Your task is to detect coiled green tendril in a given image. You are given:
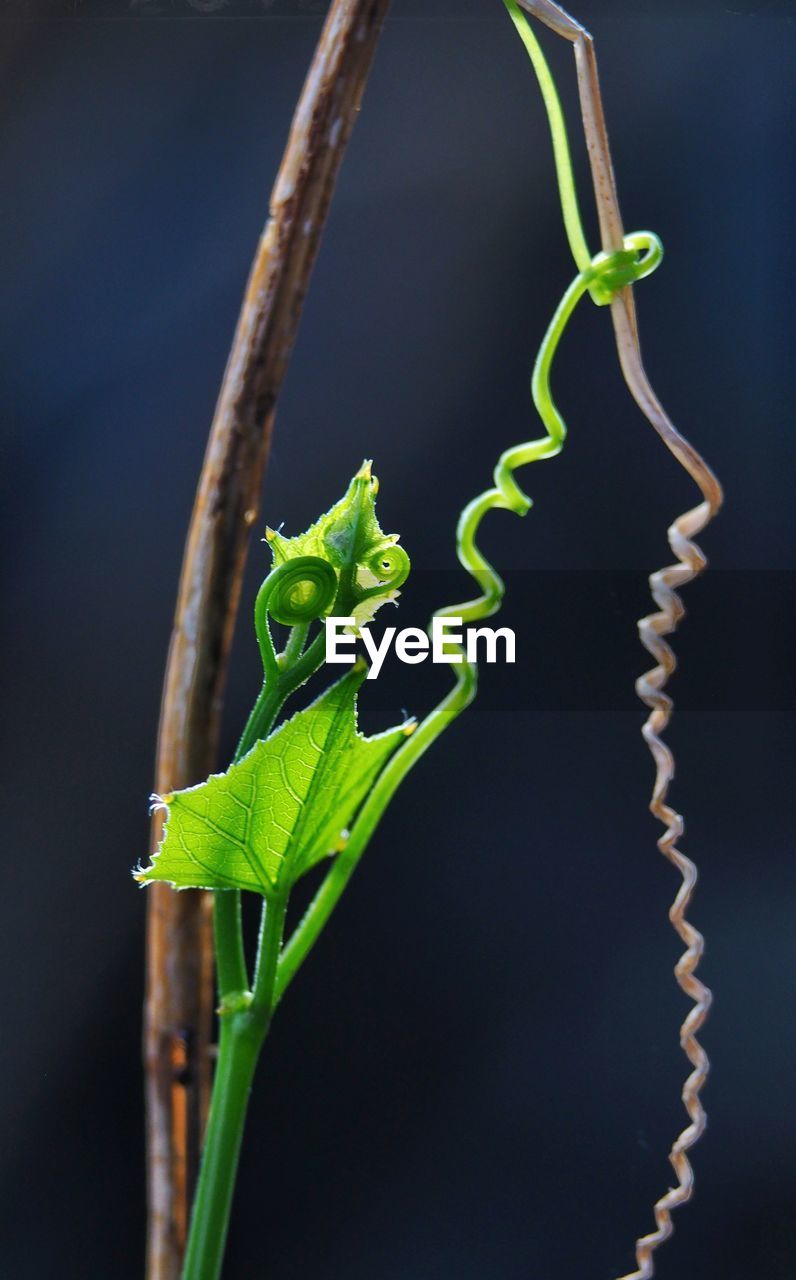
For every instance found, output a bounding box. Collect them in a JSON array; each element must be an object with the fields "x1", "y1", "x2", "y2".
[
  {"x1": 356, "y1": 542, "x2": 411, "y2": 603},
  {"x1": 435, "y1": 1, "x2": 663, "y2": 651},
  {"x1": 256, "y1": 556, "x2": 337, "y2": 637},
  {"x1": 436, "y1": 230, "x2": 662, "y2": 635},
  {"x1": 252, "y1": 540, "x2": 410, "y2": 684}
]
